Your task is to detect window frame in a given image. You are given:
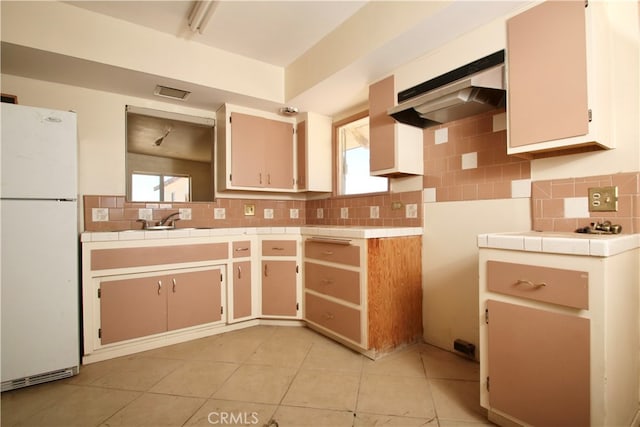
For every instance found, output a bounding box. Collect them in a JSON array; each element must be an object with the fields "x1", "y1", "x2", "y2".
[
  {"x1": 332, "y1": 111, "x2": 389, "y2": 197},
  {"x1": 130, "y1": 171, "x2": 192, "y2": 202}
]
